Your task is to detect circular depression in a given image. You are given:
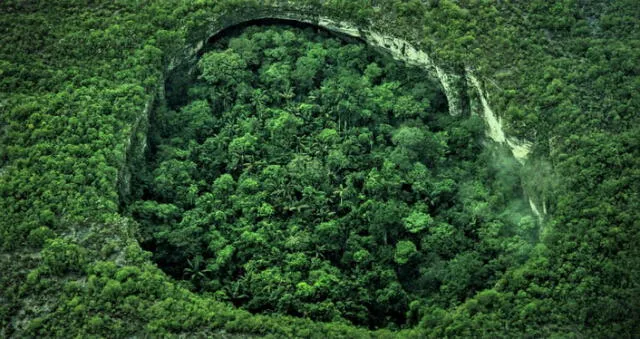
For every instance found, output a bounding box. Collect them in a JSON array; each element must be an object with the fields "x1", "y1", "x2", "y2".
[{"x1": 122, "y1": 23, "x2": 536, "y2": 329}]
